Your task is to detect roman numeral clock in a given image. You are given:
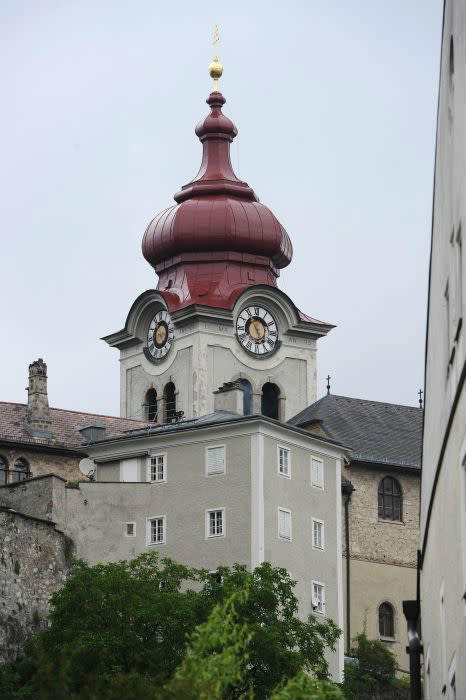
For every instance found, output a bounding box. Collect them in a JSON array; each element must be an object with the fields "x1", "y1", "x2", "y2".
[
  {"x1": 144, "y1": 310, "x2": 175, "y2": 363},
  {"x1": 235, "y1": 305, "x2": 279, "y2": 357}
]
